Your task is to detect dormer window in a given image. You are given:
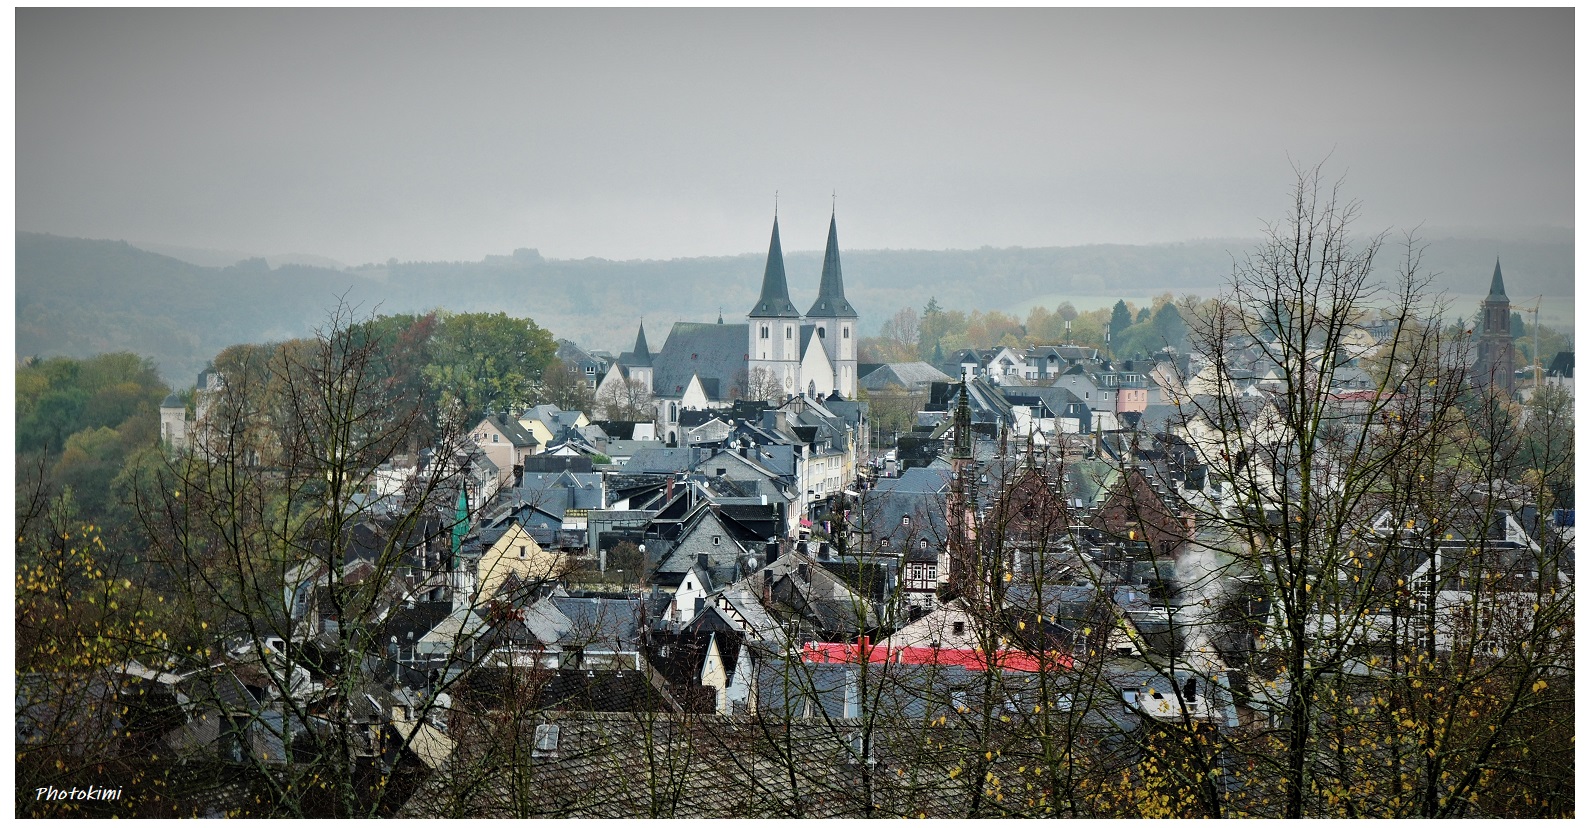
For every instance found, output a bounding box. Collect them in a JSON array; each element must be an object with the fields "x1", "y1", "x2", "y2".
[{"x1": 533, "y1": 724, "x2": 560, "y2": 758}]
